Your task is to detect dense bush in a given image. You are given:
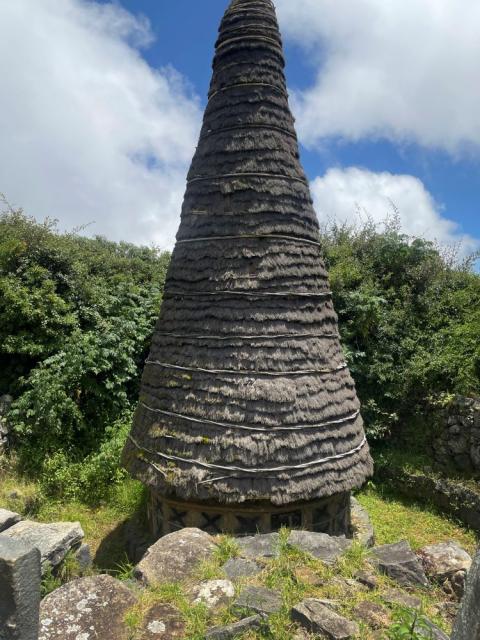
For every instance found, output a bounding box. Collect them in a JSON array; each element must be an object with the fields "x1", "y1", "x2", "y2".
[
  {"x1": 0, "y1": 202, "x2": 169, "y2": 495},
  {"x1": 1, "y1": 201, "x2": 479, "y2": 500},
  {"x1": 321, "y1": 217, "x2": 480, "y2": 439}
]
